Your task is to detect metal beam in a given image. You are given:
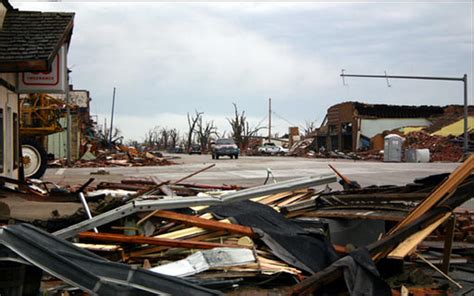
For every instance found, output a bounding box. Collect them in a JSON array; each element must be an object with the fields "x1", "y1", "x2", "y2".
[{"x1": 54, "y1": 174, "x2": 336, "y2": 239}]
